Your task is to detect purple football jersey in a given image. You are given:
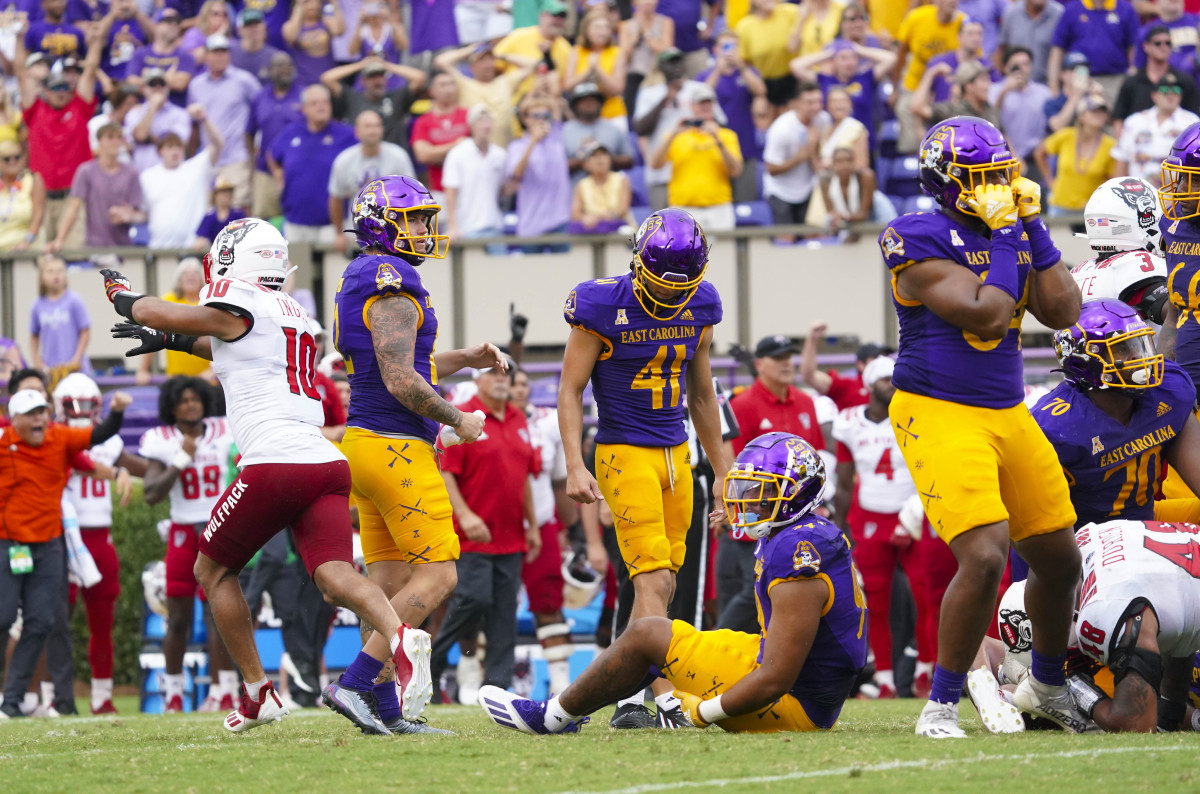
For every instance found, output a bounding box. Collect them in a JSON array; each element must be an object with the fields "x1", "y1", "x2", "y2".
[
  {"x1": 1163, "y1": 215, "x2": 1200, "y2": 393},
  {"x1": 880, "y1": 211, "x2": 1036, "y2": 408},
  {"x1": 753, "y1": 515, "x2": 867, "y2": 729},
  {"x1": 1033, "y1": 361, "x2": 1197, "y2": 529},
  {"x1": 334, "y1": 253, "x2": 439, "y2": 443},
  {"x1": 564, "y1": 274, "x2": 722, "y2": 447}
]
